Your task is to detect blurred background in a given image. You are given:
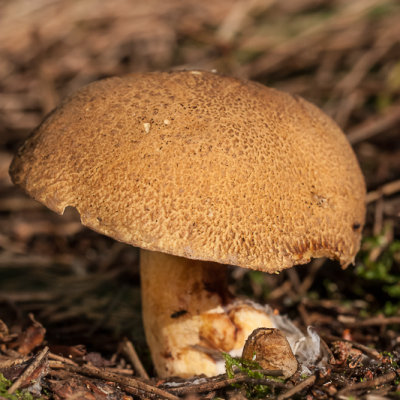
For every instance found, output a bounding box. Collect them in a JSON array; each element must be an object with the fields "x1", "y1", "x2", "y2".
[{"x1": 1, "y1": 0, "x2": 400, "y2": 378}]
